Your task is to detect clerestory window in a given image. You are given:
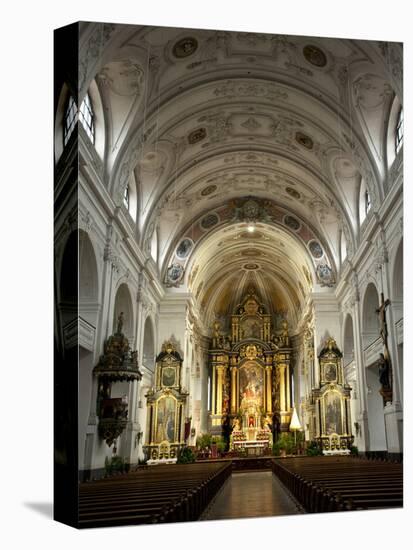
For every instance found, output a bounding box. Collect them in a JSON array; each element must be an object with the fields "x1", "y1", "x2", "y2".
[
  {"x1": 63, "y1": 95, "x2": 77, "y2": 146},
  {"x1": 123, "y1": 185, "x2": 130, "y2": 210},
  {"x1": 395, "y1": 108, "x2": 403, "y2": 155},
  {"x1": 79, "y1": 93, "x2": 95, "y2": 144}
]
